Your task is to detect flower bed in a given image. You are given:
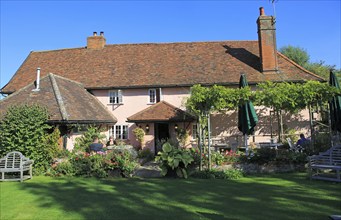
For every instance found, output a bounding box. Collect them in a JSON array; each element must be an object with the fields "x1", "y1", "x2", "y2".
[{"x1": 49, "y1": 147, "x2": 138, "y2": 178}]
